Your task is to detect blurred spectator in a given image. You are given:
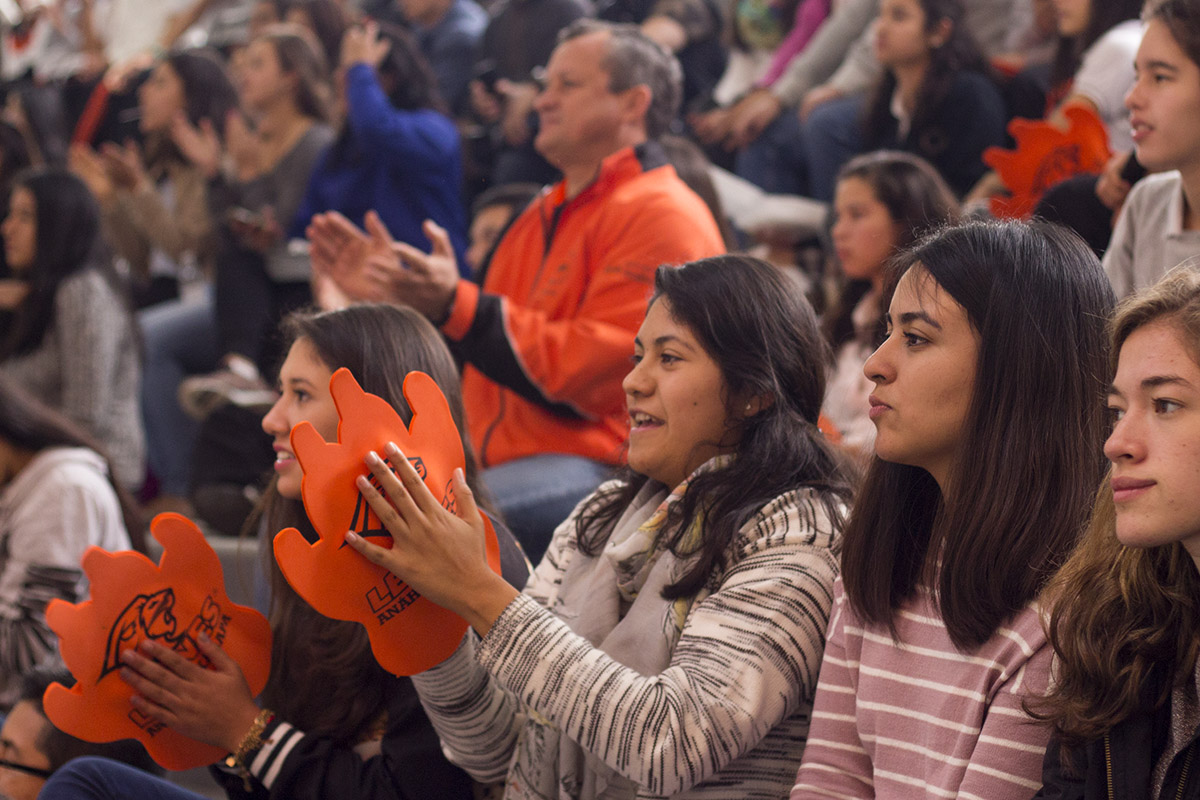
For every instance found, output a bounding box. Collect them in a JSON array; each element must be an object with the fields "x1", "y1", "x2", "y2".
[
  {"x1": 398, "y1": 0, "x2": 486, "y2": 113},
  {"x1": 0, "y1": 381, "x2": 140, "y2": 709},
  {"x1": 283, "y1": 0, "x2": 351, "y2": 69},
  {"x1": 0, "y1": 168, "x2": 143, "y2": 489},
  {"x1": 464, "y1": 181, "x2": 541, "y2": 274}
]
